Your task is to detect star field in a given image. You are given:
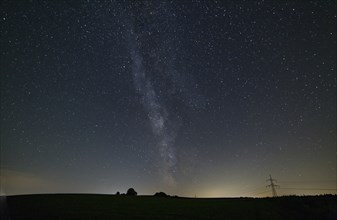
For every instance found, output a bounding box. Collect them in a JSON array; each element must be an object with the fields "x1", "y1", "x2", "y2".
[{"x1": 1, "y1": 0, "x2": 336, "y2": 197}]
